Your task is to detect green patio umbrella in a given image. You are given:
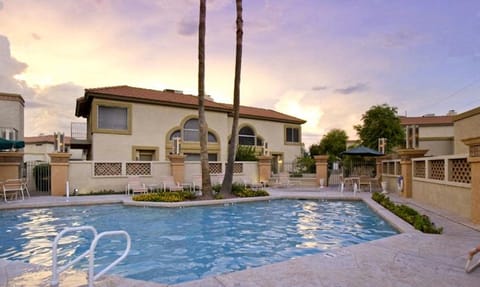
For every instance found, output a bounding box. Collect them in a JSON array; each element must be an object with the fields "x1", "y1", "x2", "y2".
[{"x1": 0, "y1": 137, "x2": 25, "y2": 150}]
